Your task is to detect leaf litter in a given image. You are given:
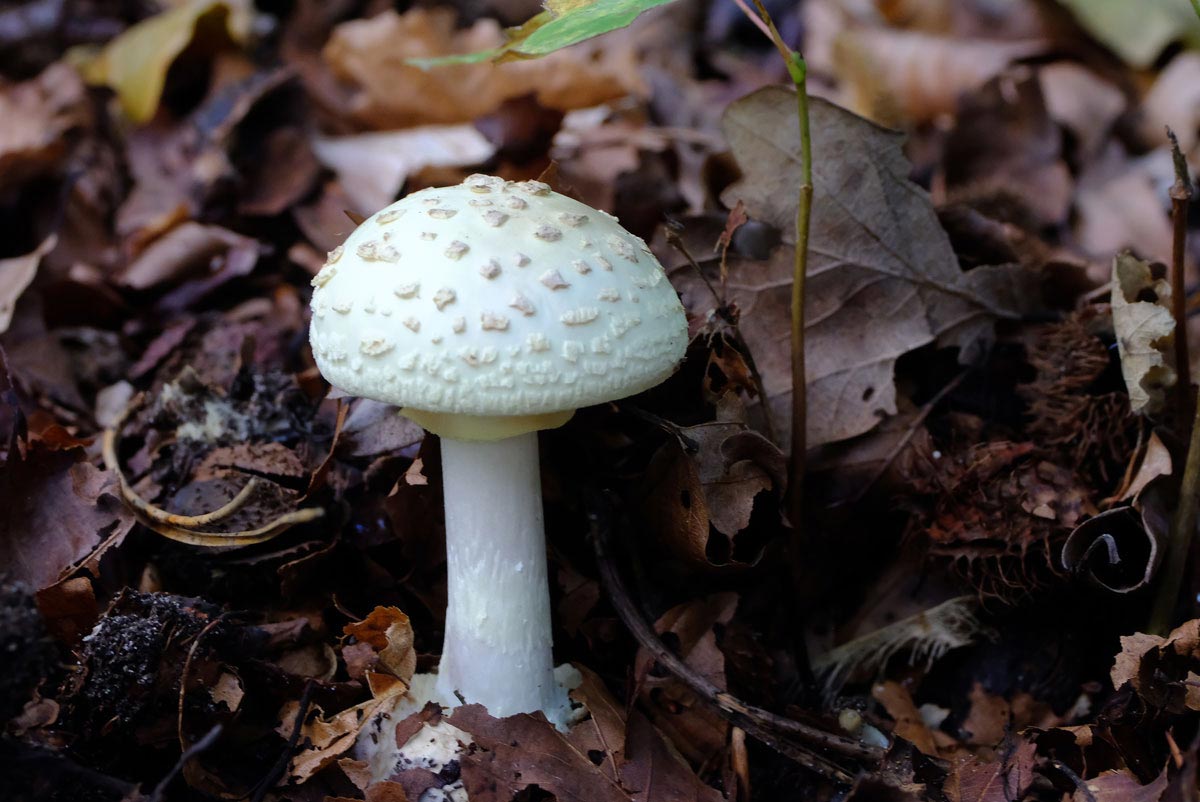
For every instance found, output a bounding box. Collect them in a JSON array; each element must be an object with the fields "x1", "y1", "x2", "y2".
[{"x1": 2, "y1": 1, "x2": 1200, "y2": 801}]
